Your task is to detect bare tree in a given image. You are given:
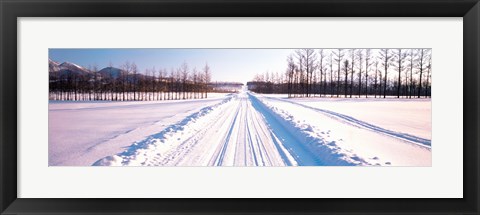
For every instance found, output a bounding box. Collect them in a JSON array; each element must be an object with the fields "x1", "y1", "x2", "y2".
[
  {"x1": 120, "y1": 61, "x2": 131, "y2": 101},
  {"x1": 416, "y1": 49, "x2": 428, "y2": 98},
  {"x1": 364, "y1": 49, "x2": 372, "y2": 98},
  {"x1": 349, "y1": 49, "x2": 355, "y2": 98},
  {"x1": 304, "y1": 49, "x2": 317, "y2": 97},
  {"x1": 343, "y1": 59, "x2": 349, "y2": 98},
  {"x1": 92, "y1": 65, "x2": 99, "y2": 101},
  {"x1": 374, "y1": 60, "x2": 379, "y2": 98},
  {"x1": 151, "y1": 67, "x2": 157, "y2": 100},
  {"x1": 393, "y1": 49, "x2": 407, "y2": 98},
  {"x1": 333, "y1": 49, "x2": 344, "y2": 97},
  {"x1": 294, "y1": 50, "x2": 305, "y2": 97},
  {"x1": 131, "y1": 62, "x2": 138, "y2": 101},
  {"x1": 110, "y1": 67, "x2": 117, "y2": 101},
  {"x1": 192, "y1": 67, "x2": 198, "y2": 99},
  {"x1": 286, "y1": 55, "x2": 296, "y2": 98},
  {"x1": 151, "y1": 67, "x2": 157, "y2": 101},
  {"x1": 203, "y1": 63, "x2": 211, "y2": 98},
  {"x1": 144, "y1": 68, "x2": 150, "y2": 101},
  {"x1": 329, "y1": 51, "x2": 334, "y2": 97},
  {"x1": 197, "y1": 72, "x2": 204, "y2": 99},
  {"x1": 407, "y1": 49, "x2": 415, "y2": 98},
  {"x1": 159, "y1": 68, "x2": 165, "y2": 100},
  {"x1": 175, "y1": 68, "x2": 182, "y2": 100},
  {"x1": 318, "y1": 49, "x2": 326, "y2": 97},
  {"x1": 180, "y1": 62, "x2": 189, "y2": 100},
  {"x1": 379, "y1": 49, "x2": 393, "y2": 98},
  {"x1": 169, "y1": 68, "x2": 175, "y2": 100},
  {"x1": 356, "y1": 49, "x2": 364, "y2": 97},
  {"x1": 425, "y1": 53, "x2": 432, "y2": 97}
]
